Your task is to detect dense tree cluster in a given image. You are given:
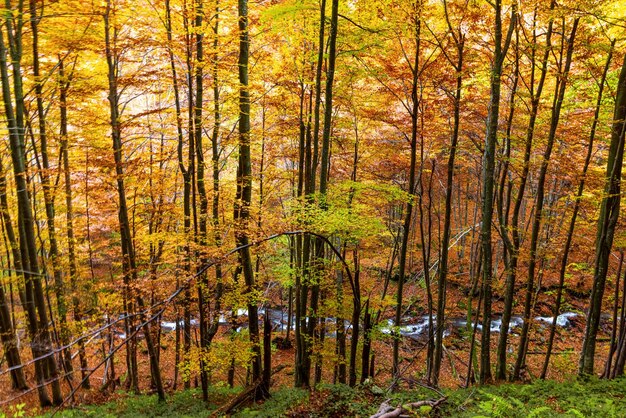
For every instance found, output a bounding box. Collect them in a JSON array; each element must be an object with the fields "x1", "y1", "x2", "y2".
[{"x1": 0, "y1": 0, "x2": 625, "y2": 409}]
